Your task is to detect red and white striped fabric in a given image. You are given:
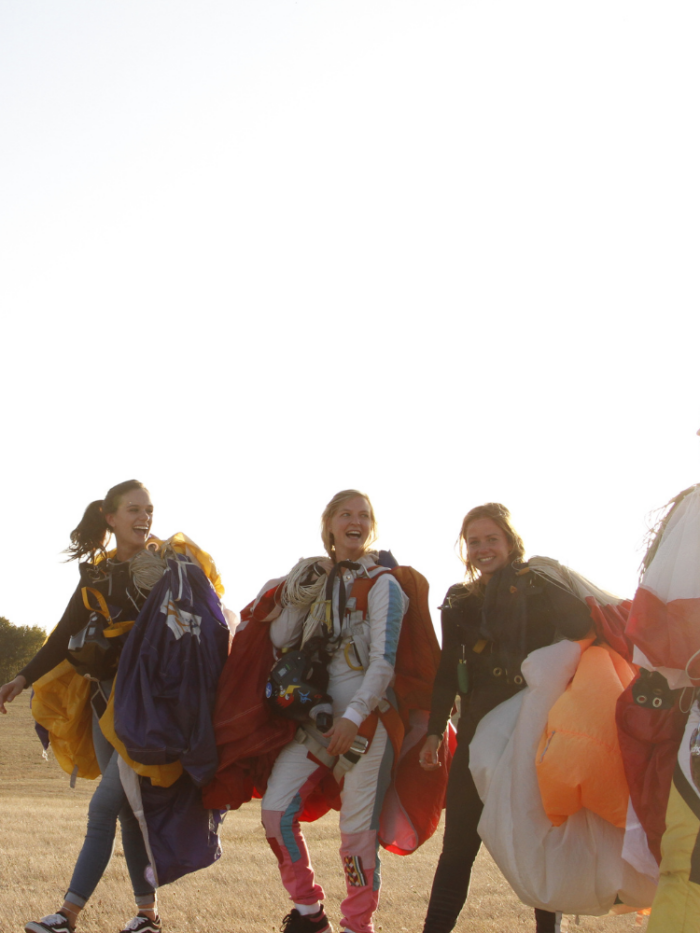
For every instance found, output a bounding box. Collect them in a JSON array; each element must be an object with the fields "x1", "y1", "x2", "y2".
[
  {"x1": 623, "y1": 484, "x2": 700, "y2": 931},
  {"x1": 627, "y1": 485, "x2": 700, "y2": 689}
]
